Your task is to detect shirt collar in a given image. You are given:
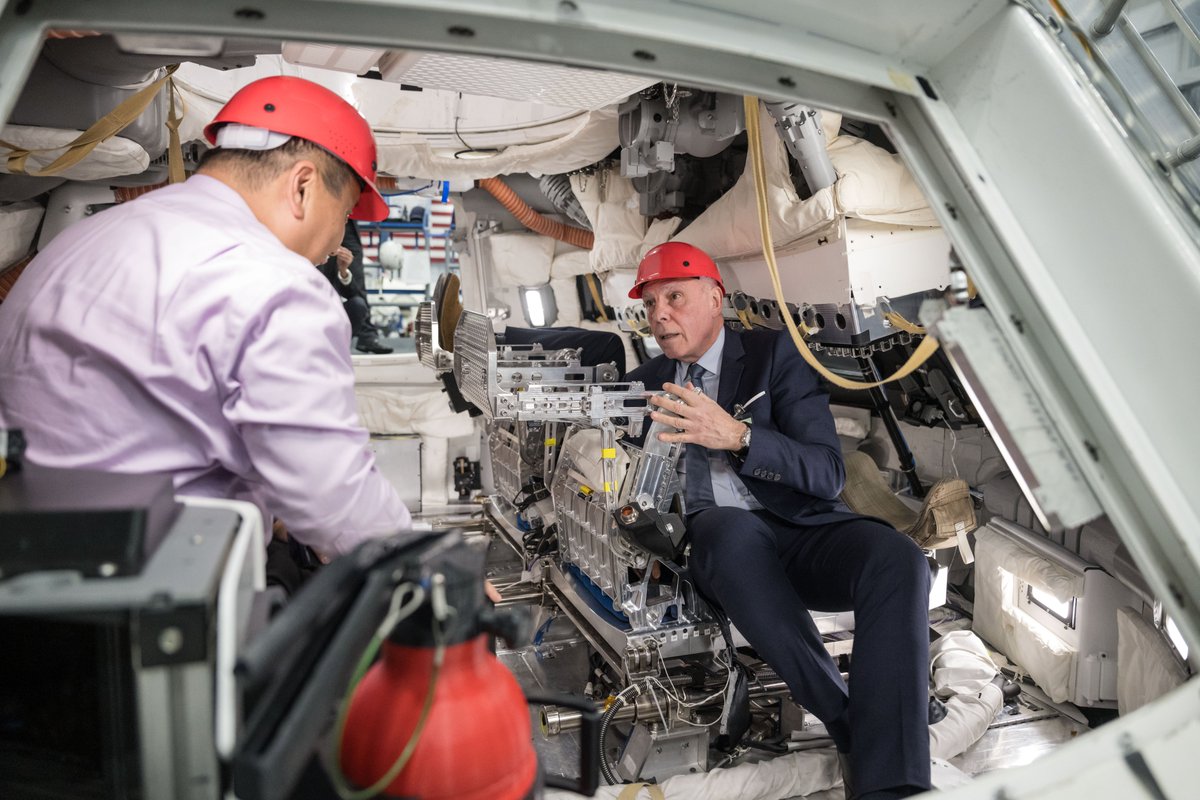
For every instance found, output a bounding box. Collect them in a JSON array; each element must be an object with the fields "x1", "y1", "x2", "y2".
[
  {"x1": 677, "y1": 326, "x2": 725, "y2": 379},
  {"x1": 187, "y1": 173, "x2": 259, "y2": 217}
]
